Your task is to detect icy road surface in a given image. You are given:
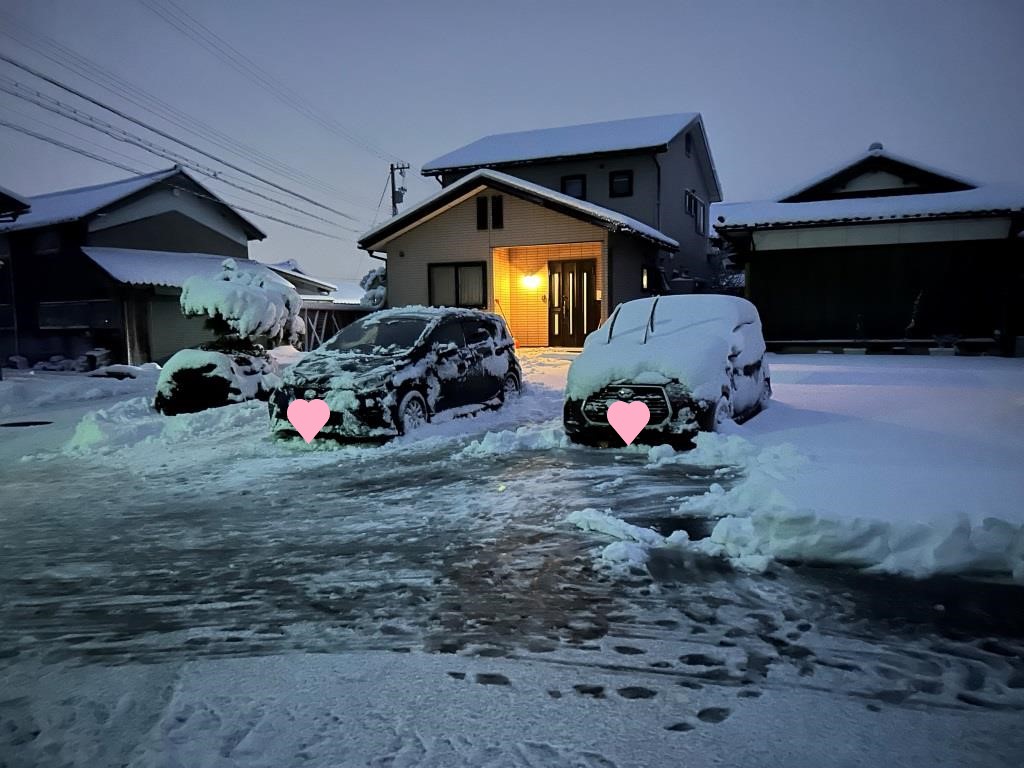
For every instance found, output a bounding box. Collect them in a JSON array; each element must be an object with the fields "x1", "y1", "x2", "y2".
[{"x1": 1, "y1": 350, "x2": 1023, "y2": 767}]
